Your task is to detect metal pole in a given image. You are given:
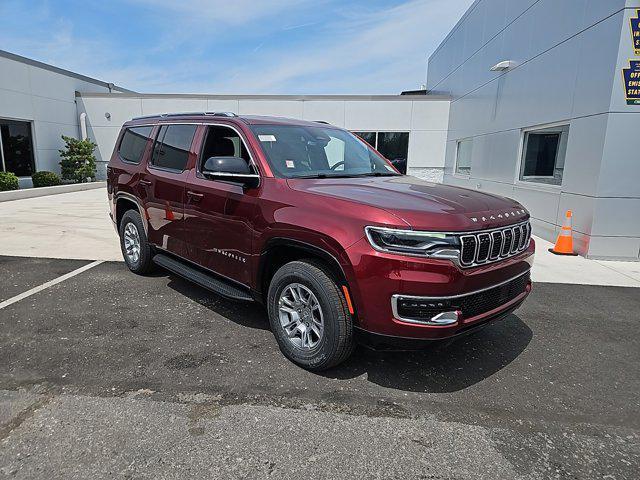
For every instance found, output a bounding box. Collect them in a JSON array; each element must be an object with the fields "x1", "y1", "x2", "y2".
[{"x1": 0, "y1": 122, "x2": 6, "y2": 172}]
